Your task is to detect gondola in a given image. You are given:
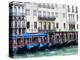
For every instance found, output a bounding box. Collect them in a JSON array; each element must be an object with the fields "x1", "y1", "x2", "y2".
[
  {"x1": 32, "y1": 33, "x2": 49, "y2": 51},
  {"x1": 58, "y1": 41, "x2": 67, "y2": 47},
  {"x1": 26, "y1": 42, "x2": 39, "y2": 53},
  {"x1": 22, "y1": 33, "x2": 35, "y2": 53},
  {"x1": 31, "y1": 43, "x2": 39, "y2": 51},
  {"x1": 48, "y1": 43, "x2": 54, "y2": 49},
  {"x1": 73, "y1": 40, "x2": 78, "y2": 45},
  {"x1": 16, "y1": 36, "x2": 26, "y2": 54},
  {"x1": 23, "y1": 32, "x2": 49, "y2": 52},
  {"x1": 38, "y1": 42, "x2": 48, "y2": 51},
  {"x1": 63, "y1": 40, "x2": 72, "y2": 47}
]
